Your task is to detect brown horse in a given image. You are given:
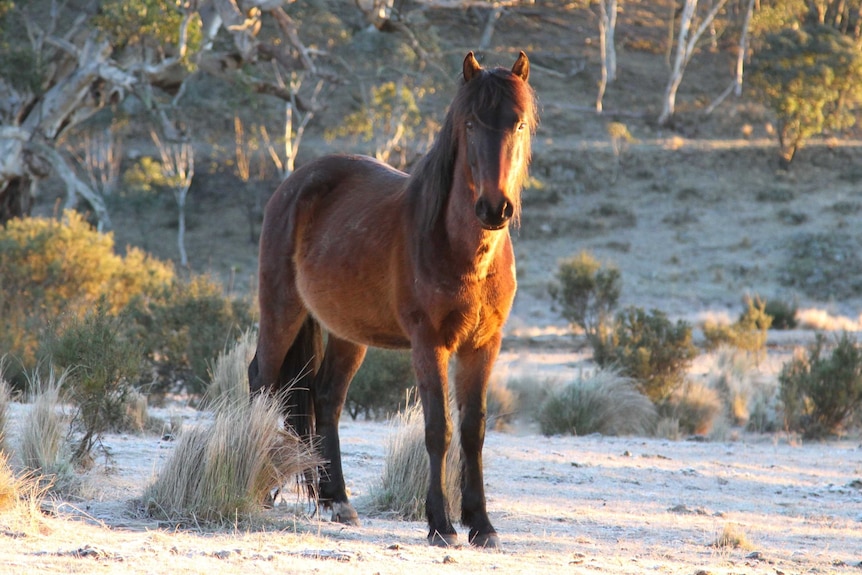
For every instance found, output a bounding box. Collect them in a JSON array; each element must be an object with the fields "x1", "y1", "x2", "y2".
[{"x1": 249, "y1": 51, "x2": 537, "y2": 548}]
